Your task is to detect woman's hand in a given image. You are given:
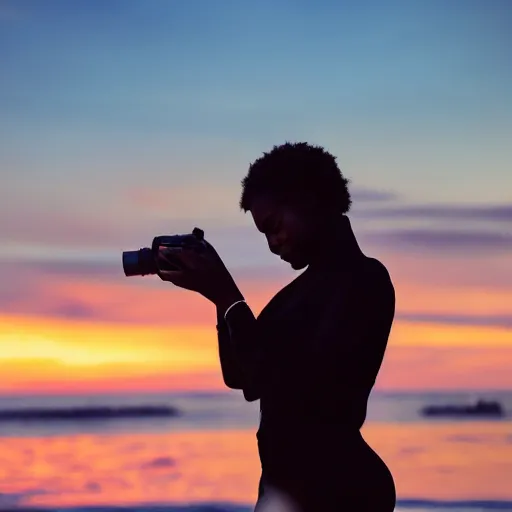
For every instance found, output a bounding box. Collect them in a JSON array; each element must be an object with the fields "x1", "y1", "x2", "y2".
[{"x1": 156, "y1": 240, "x2": 244, "y2": 309}]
